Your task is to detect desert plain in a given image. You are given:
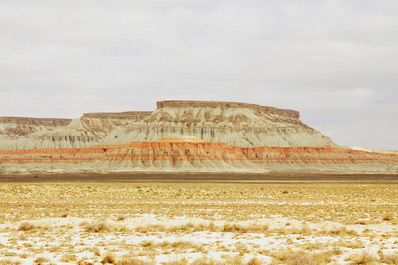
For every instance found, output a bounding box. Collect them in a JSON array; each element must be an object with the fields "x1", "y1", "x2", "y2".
[{"x1": 0, "y1": 173, "x2": 397, "y2": 265}]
